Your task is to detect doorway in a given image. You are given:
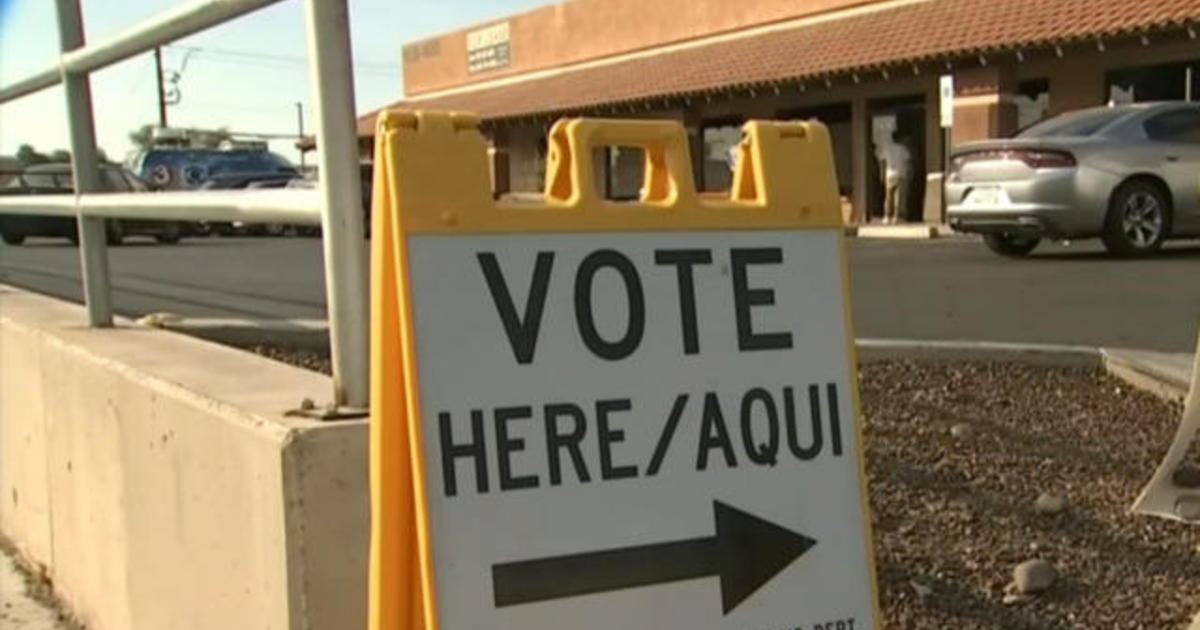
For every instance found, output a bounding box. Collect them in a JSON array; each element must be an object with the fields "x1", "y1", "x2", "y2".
[{"x1": 866, "y1": 95, "x2": 926, "y2": 223}]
